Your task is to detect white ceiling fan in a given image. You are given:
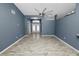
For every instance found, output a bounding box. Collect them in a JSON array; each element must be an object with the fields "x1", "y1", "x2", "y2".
[{"x1": 34, "y1": 8, "x2": 54, "y2": 18}]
